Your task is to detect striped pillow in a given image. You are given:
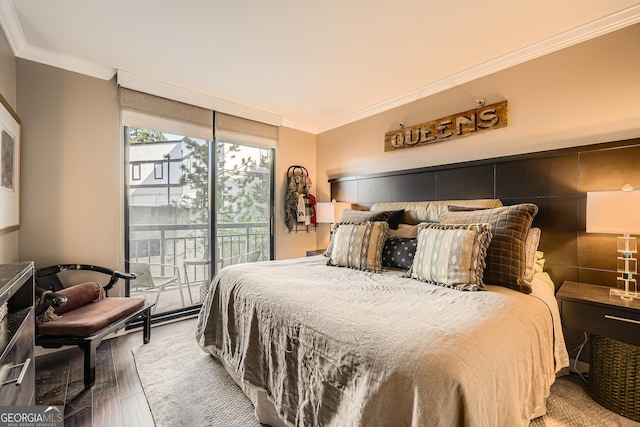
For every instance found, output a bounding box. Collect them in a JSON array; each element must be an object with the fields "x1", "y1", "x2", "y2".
[
  {"x1": 327, "y1": 221, "x2": 389, "y2": 272},
  {"x1": 406, "y1": 223, "x2": 493, "y2": 291}
]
